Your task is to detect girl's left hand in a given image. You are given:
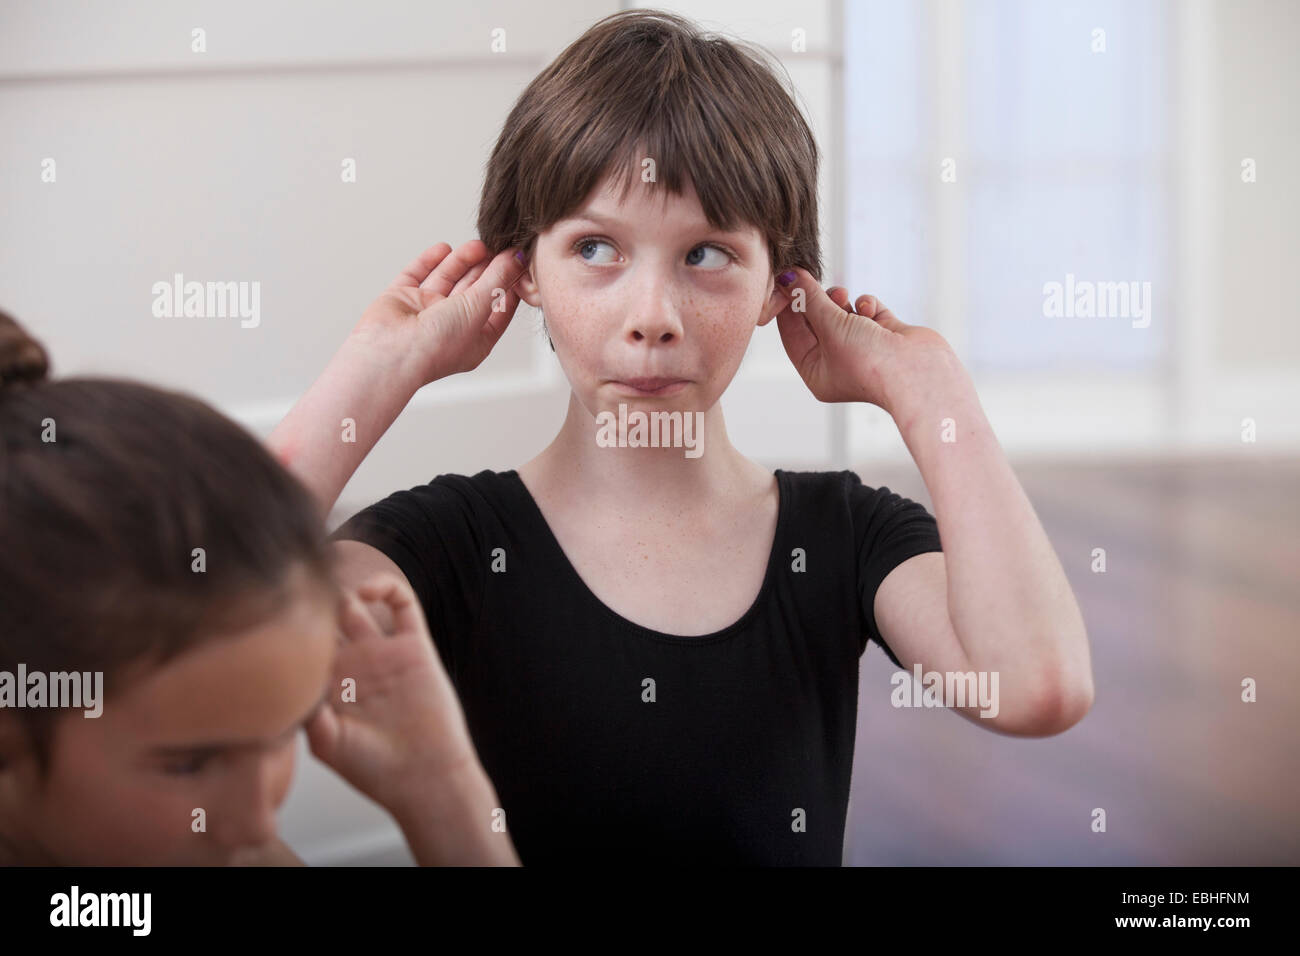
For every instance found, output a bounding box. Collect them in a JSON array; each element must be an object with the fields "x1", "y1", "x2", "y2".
[{"x1": 771, "y1": 267, "x2": 958, "y2": 414}]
